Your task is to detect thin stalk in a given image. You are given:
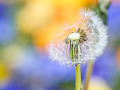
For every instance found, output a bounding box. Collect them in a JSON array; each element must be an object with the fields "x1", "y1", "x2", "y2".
[
  {"x1": 83, "y1": 61, "x2": 93, "y2": 90},
  {"x1": 75, "y1": 64, "x2": 81, "y2": 90}
]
